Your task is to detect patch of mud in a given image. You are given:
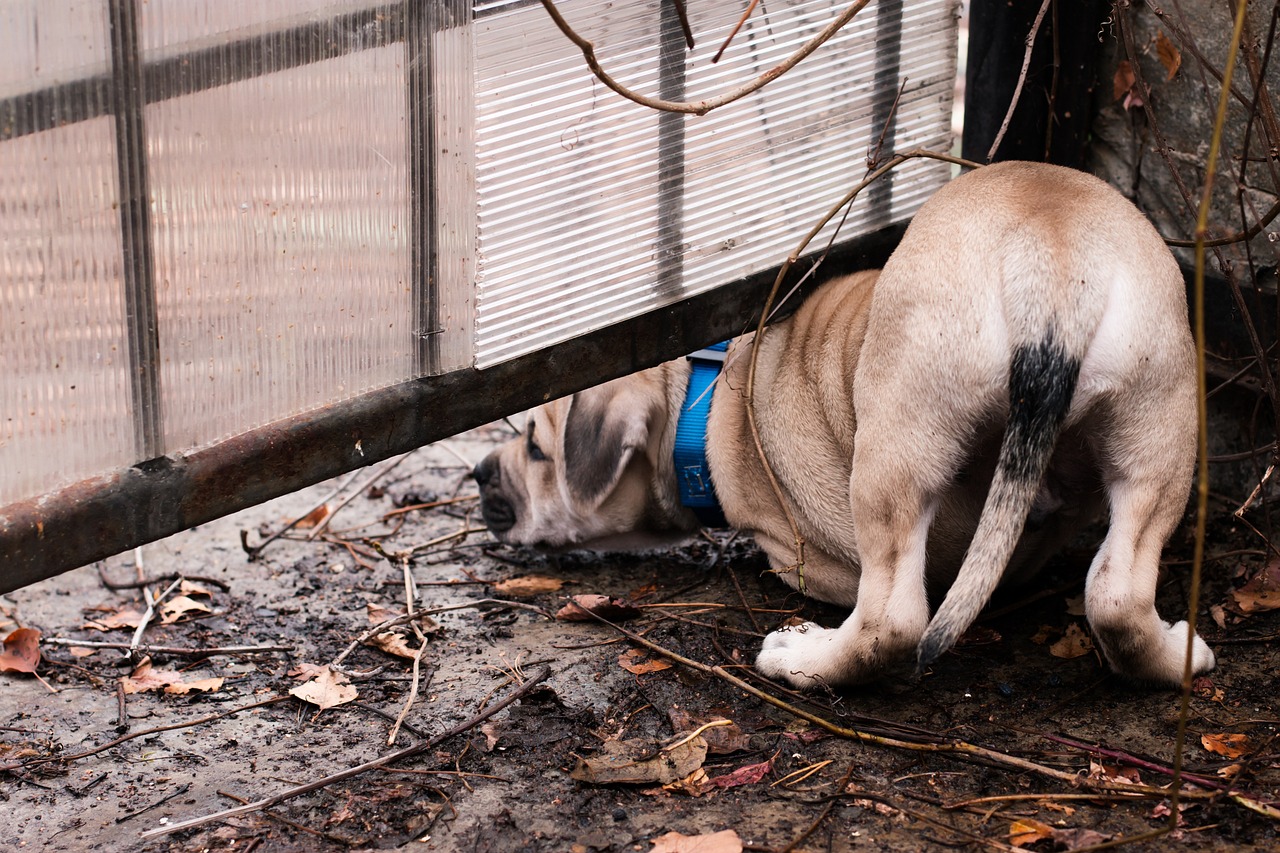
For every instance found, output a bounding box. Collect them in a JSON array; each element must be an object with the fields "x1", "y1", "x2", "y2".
[{"x1": 2, "y1": 423, "x2": 1279, "y2": 852}]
